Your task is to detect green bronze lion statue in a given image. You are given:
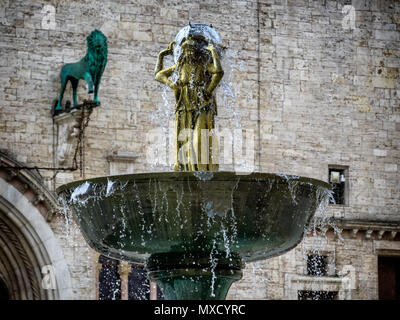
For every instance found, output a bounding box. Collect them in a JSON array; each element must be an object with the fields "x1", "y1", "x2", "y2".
[{"x1": 55, "y1": 29, "x2": 108, "y2": 111}]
